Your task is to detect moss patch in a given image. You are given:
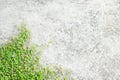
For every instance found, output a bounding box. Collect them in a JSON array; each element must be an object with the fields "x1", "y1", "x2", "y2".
[{"x1": 0, "y1": 24, "x2": 70, "y2": 80}]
